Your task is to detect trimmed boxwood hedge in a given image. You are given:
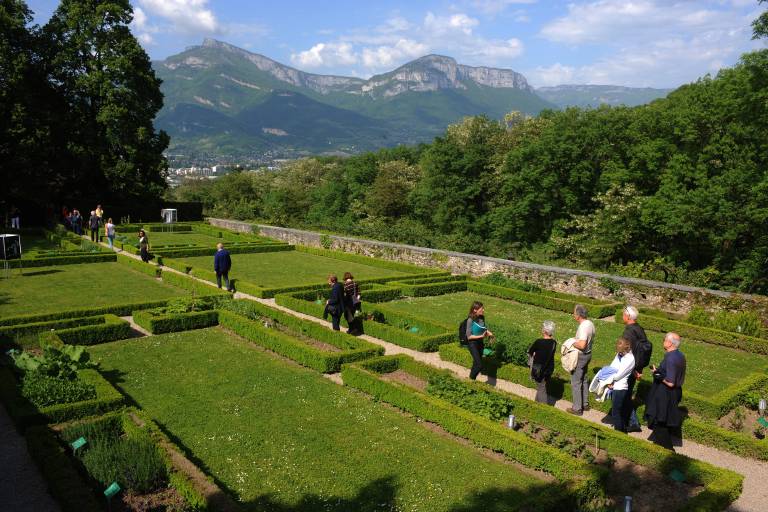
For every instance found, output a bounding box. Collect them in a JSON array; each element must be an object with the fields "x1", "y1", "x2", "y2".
[
  {"x1": 396, "y1": 280, "x2": 468, "y2": 297},
  {"x1": 155, "y1": 243, "x2": 292, "y2": 259},
  {"x1": 133, "y1": 309, "x2": 219, "y2": 334},
  {"x1": 35, "y1": 314, "x2": 133, "y2": 346},
  {"x1": 116, "y1": 253, "x2": 162, "y2": 278},
  {"x1": 343, "y1": 355, "x2": 743, "y2": 512},
  {"x1": 467, "y1": 281, "x2": 621, "y2": 318},
  {"x1": 9, "y1": 252, "x2": 116, "y2": 268},
  {"x1": 684, "y1": 373, "x2": 768, "y2": 420},
  {"x1": 160, "y1": 269, "x2": 229, "y2": 295},
  {"x1": 0, "y1": 314, "x2": 106, "y2": 346},
  {"x1": 0, "y1": 366, "x2": 125, "y2": 428},
  {"x1": 218, "y1": 310, "x2": 383, "y2": 373},
  {"x1": 614, "y1": 310, "x2": 768, "y2": 355},
  {"x1": 341, "y1": 359, "x2": 605, "y2": 509}
]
